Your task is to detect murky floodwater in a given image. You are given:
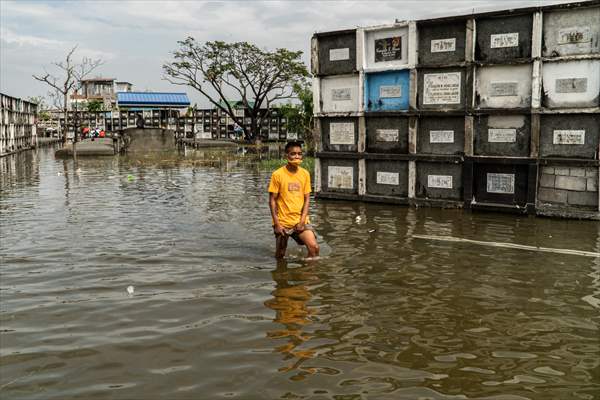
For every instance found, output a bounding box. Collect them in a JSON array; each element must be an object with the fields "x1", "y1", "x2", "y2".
[{"x1": 1, "y1": 146, "x2": 599, "y2": 400}]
